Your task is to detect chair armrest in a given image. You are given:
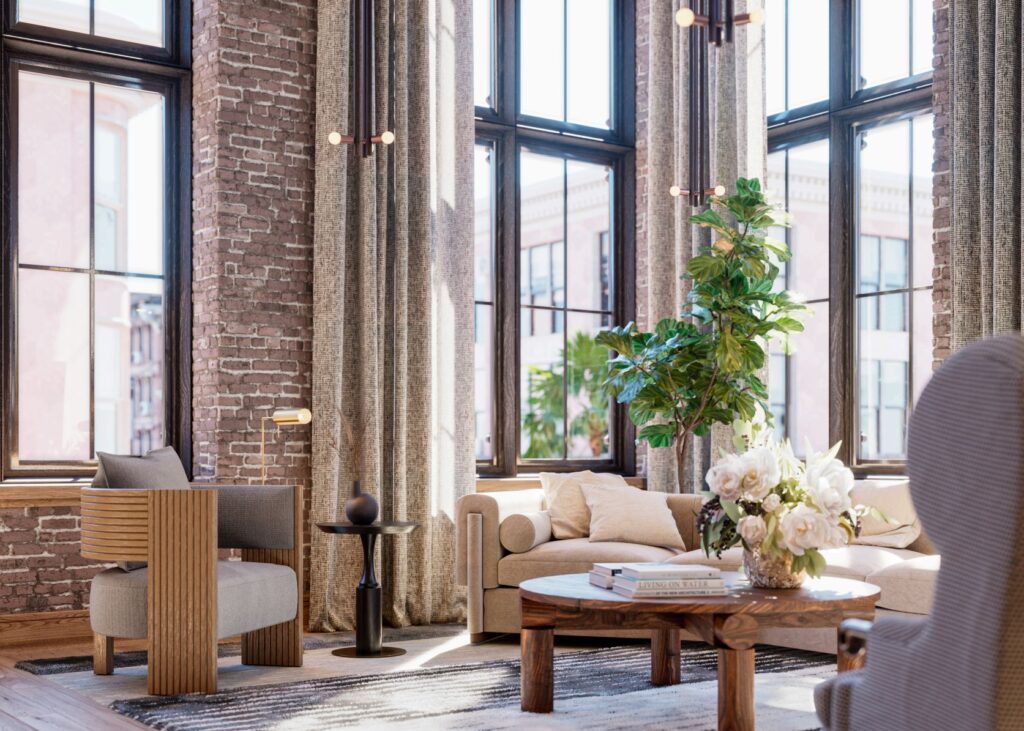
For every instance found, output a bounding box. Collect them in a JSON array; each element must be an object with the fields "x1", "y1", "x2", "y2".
[
  {"x1": 838, "y1": 618, "x2": 873, "y2": 660},
  {"x1": 455, "y1": 489, "x2": 544, "y2": 588}
]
